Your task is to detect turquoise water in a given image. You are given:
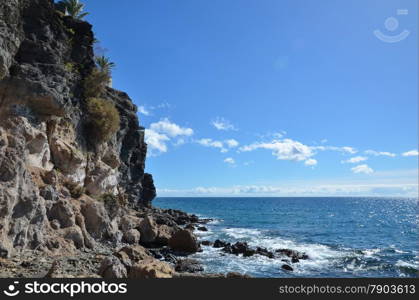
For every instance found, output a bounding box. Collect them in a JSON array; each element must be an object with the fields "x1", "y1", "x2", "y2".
[{"x1": 154, "y1": 197, "x2": 418, "y2": 277}]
